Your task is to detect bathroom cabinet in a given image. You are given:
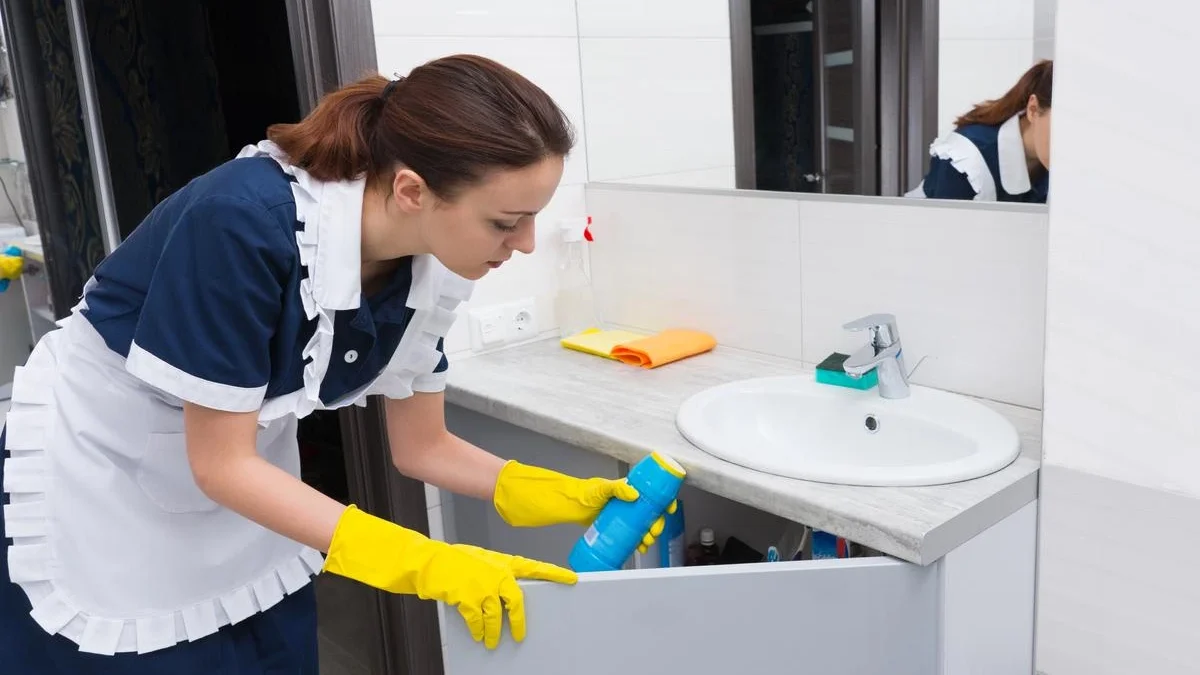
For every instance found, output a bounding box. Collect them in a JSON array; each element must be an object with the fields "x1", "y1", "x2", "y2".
[{"x1": 431, "y1": 406, "x2": 1038, "y2": 675}]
